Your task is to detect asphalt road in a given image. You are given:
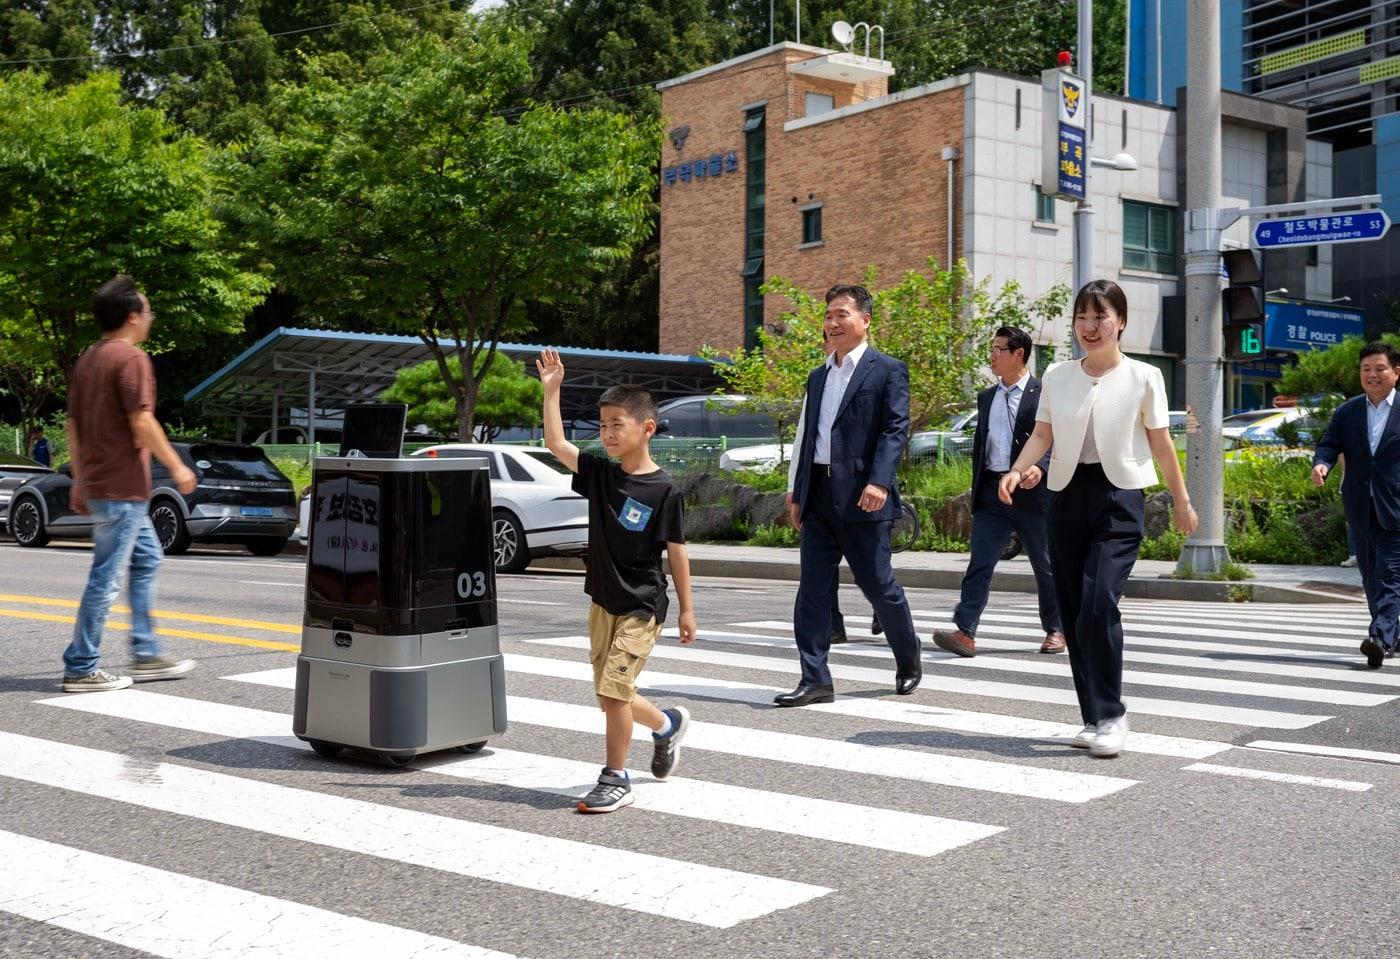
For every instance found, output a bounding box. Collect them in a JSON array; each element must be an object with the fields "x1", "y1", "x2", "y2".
[{"x1": 1, "y1": 540, "x2": 1398, "y2": 958}]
